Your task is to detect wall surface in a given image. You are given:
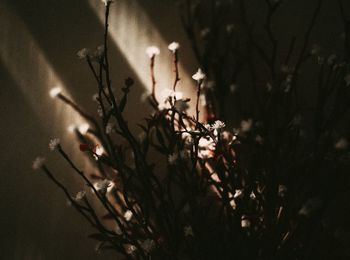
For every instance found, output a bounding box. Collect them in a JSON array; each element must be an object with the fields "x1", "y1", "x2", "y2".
[{"x1": 0, "y1": 0, "x2": 348, "y2": 259}]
